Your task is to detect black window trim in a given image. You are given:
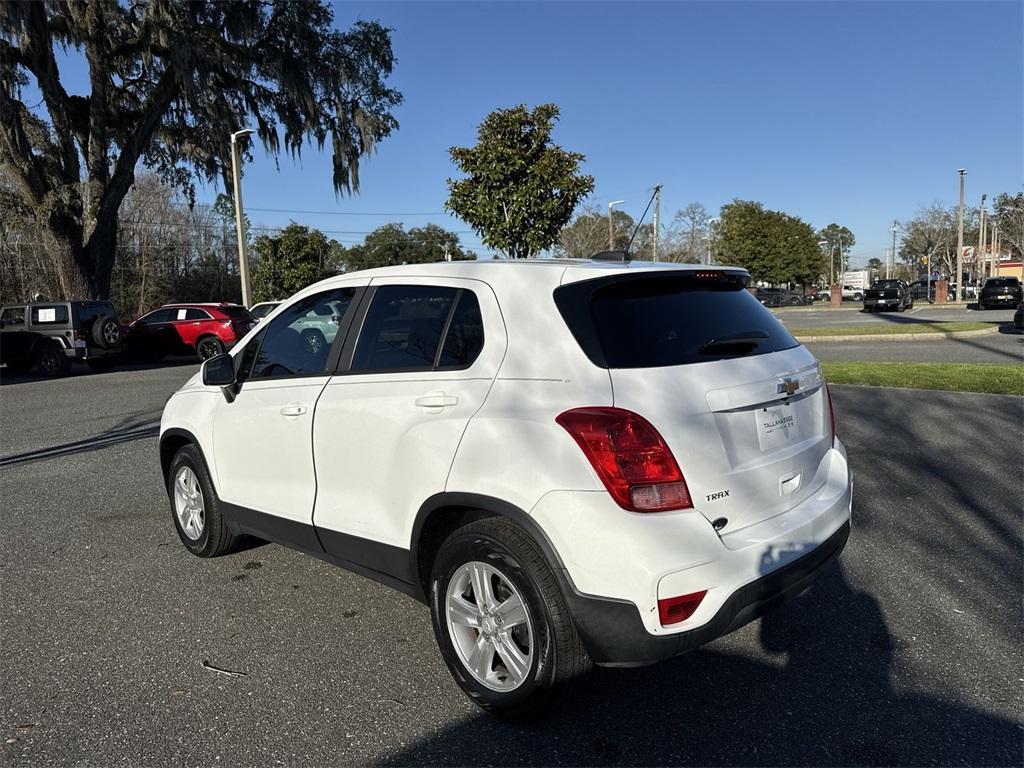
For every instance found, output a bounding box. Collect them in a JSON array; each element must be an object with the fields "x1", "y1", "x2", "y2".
[
  {"x1": 333, "y1": 284, "x2": 485, "y2": 376},
  {"x1": 235, "y1": 285, "x2": 368, "y2": 386}
]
